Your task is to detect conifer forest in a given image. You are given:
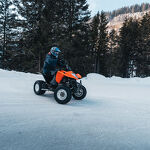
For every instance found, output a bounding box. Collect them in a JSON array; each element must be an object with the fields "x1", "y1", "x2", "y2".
[{"x1": 0, "y1": 0, "x2": 150, "y2": 78}]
